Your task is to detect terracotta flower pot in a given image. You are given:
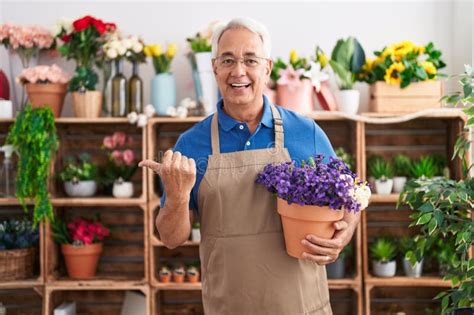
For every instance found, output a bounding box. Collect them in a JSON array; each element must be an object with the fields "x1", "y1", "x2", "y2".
[
  {"x1": 276, "y1": 79, "x2": 314, "y2": 114},
  {"x1": 61, "y1": 243, "x2": 103, "y2": 279},
  {"x1": 159, "y1": 274, "x2": 171, "y2": 283},
  {"x1": 26, "y1": 83, "x2": 67, "y2": 117},
  {"x1": 187, "y1": 271, "x2": 200, "y2": 283},
  {"x1": 173, "y1": 272, "x2": 185, "y2": 283},
  {"x1": 277, "y1": 198, "x2": 344, "y2": 259},
  {"x1": 71, "y1": 91, "x2": 102, "y2": 118}
]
